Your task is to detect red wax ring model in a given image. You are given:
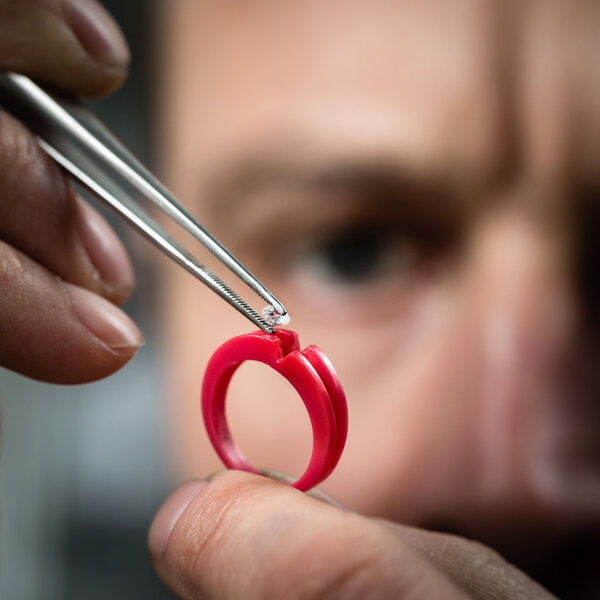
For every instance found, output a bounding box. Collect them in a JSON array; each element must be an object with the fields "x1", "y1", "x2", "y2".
[{"x1": 201, "y1": 329, "x2": 348, "y2": 491}]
